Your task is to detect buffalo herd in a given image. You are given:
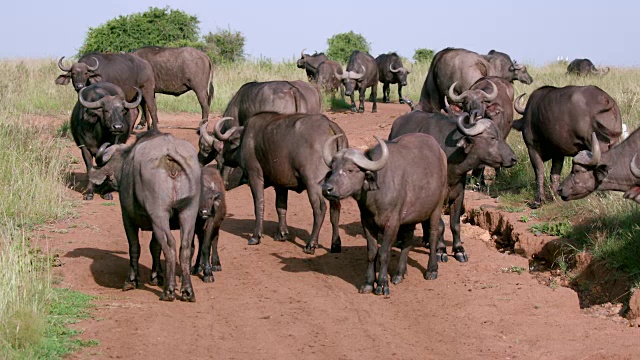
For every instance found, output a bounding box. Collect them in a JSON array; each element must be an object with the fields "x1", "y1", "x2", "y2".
[{"x1": 56, "y1": 44, "x2": 636, "y2": 301}]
